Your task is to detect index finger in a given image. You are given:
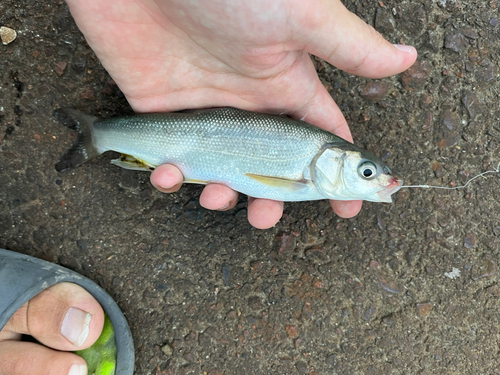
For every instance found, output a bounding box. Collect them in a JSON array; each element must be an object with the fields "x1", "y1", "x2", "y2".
[{"x1": 288, "y1": 78, "x2": 363, "y2": 217}]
